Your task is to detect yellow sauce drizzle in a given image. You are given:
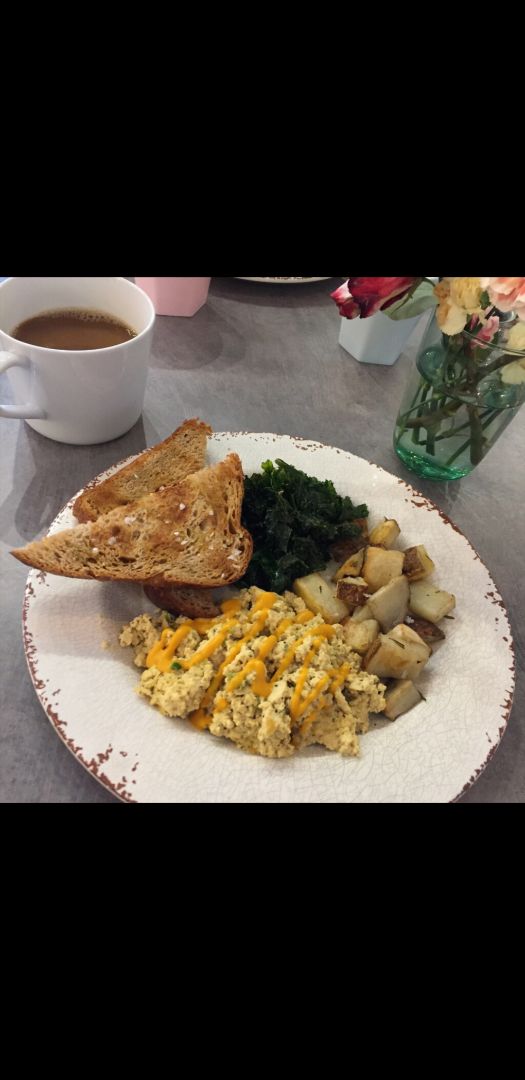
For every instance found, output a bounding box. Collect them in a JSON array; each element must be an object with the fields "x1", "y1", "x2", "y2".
[
  {"x1": 296, "y1": 673, "x2": 332, "y2": 718},
  {"x1": 299, "y1": 695, "x2": 329, "y2": 736},
  {"x1": 189, "y1": 593, "x2": 280, "y2": 722},
  {"x1": 146, "y1": 625, "x2": 193, "y2": 670},
  {"x1": 146, "y1": 589, "x2": 348, "y2": 733},
  {"x1": 271, "y1": 624, "x2": 335, "y2": 685},
  {"x1": 190, "y1": 708, "x2": 212, "y2": 731},
  {"x1": 180, "y1": 620, "x2": 237, "y2": 670},
  {"x1": 215, "y1": 659, "x2": 272, "y2": 710},
  {"x1": 290, "y1": 647, "x2": 318, "y2": 720},
  {"x1": 298, "y1": 664, "x2": 351, "y2": 736},
  {"x1": 330, "y1": 662, "x2": 351, "y2": 694},
  {"x1": 295, "y1": 609, "x2": 316, "y2": 624},
  {"x1": 221, "y1": 598, "x2": 242, "y2": 615},
  {"x1": 191, "y1": 617, "x2": 220, "y2": 634}
]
